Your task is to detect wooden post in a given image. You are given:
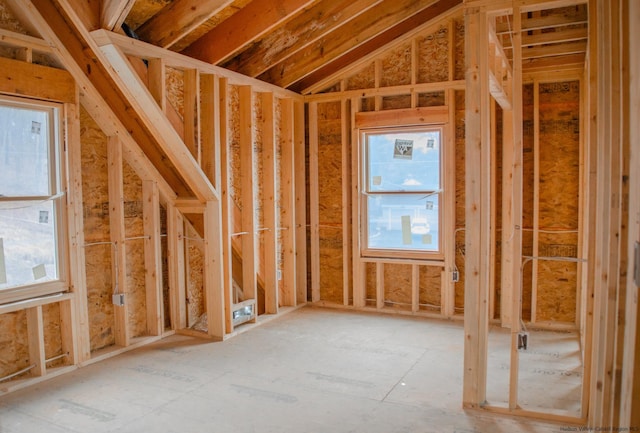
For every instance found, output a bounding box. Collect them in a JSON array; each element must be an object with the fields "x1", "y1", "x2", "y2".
[
  {"x1": 27, "y1": 306, "x2": 45, "y2": 377},
  {"x1": 168, "y1": 204, "x2": 186, "y2": 329},
  {"x1": 280, "y1": 98, "x2": 297, "y2": 307},
  {"x1": 261, "y1": 92, "x2": 278, "y2": 314},
  {"x1": 107, "y1": 136, "x2": 130, "y2": 347},
  {"x1": 143, "y1": 180, "x2": 163, "y2": 336},
  {"x1": 376, "y1": 262, "x2": 384, "y2": 310},
  {"x1": 294, "y1": 100, "x2": 307, "y2": 305},
  {"x1": 200, "y1": 73, "x2": 220, "y2": 191},
  {"x1": 412, "y1": 264, "x2": 420, "y2": 313},
  {"x1": 462, "y1": 7, "x2": 491, "y2": 409},
  {"x1": 308, "y1": 101, "x2": 321, "y2": 302},
  {"x1": 442, "y1": 89, "x2": 457, "y2": 318},
  {"x1": 64, "y1": 101, "x2": 89, "y2": 362},
  {"x1": 204, "y1": 200, "x2": 225, "y2": 339},
  {"x1": 351, "y1": 97, "x2": 366, "y2": 308},
  {"x1": 341, "y1": 98, "x2": 352, "y2": 306},
  {"x1": 239, "y1": 86, "x2": 258, "y2": 308},
  {"x1": 184, "y1": 68, "x2": 200, "y2": 164},
  {"x1": 218, "y1": 77, "x2": 233, "y2": 331}
]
